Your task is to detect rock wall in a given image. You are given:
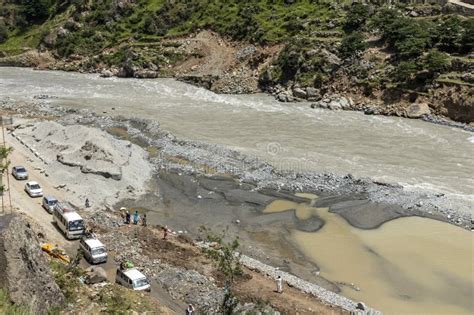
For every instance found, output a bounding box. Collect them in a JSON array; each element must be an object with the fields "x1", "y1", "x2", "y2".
[{"x1": 0, "y1": 214, "x2": 64, "y2": 314}]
